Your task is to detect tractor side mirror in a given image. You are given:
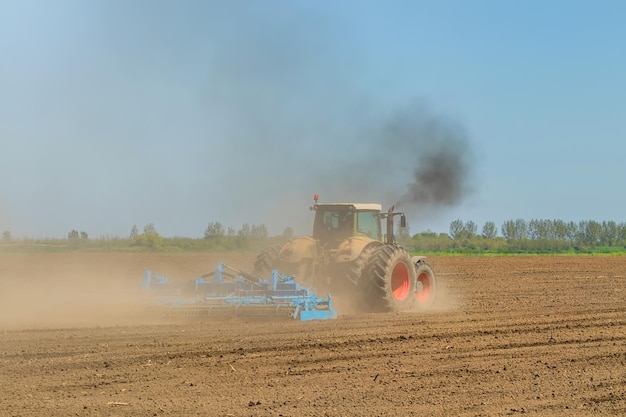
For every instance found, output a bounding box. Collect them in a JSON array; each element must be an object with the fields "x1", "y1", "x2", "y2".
[{"x1": 400, "y1": 214, "x2": 406, "y2": 228}]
